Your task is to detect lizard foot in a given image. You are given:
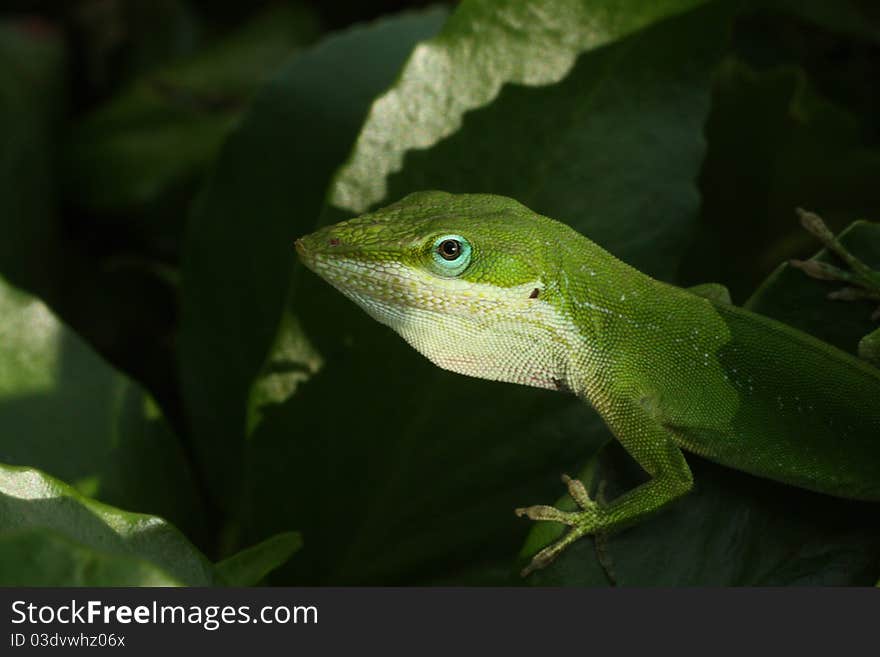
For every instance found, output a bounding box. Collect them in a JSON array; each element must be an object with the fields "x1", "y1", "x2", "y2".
[
  {"x1": 790, "y1": 208, "x2": 880, "y2": 319},
  {"x1": 515, "y1": 474, "x2": 600, "y2": 577},
  {"x1": 790, "y1": 209, "x2": 880, "y2": 365}
]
